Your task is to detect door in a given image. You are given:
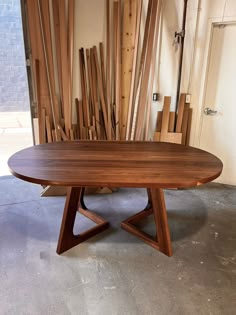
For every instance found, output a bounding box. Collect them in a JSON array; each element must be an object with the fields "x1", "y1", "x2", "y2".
[{"x1": 199, "y1": 23, "x2": 236, "y2": 186}]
